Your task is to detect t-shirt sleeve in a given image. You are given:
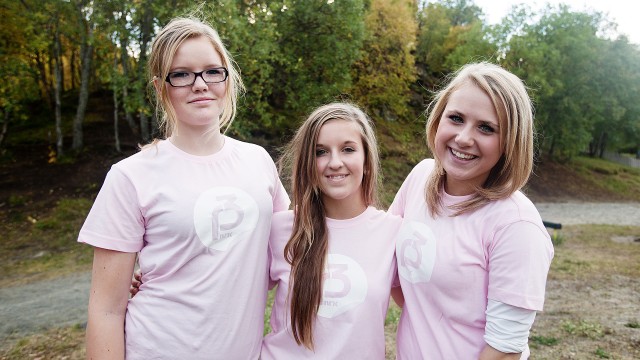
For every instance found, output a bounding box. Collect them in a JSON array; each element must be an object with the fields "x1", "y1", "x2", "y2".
[
  {"x1": 487, "y1": 220, "x2": 554, "y2": 311},
  {"x1": 265, "y1": 152, "x2": 290, "y2": 213},
  {"x1": 77, "y1": 166, "x2": 144, "y2": 253},
  {"x1": 389, "y1": 176, "x2": 408, "y2": 216}
]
